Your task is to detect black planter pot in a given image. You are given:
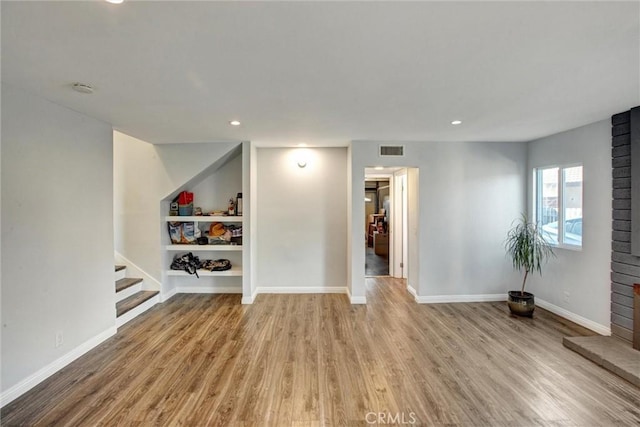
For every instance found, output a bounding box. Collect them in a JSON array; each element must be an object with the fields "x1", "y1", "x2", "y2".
[{"x1": 507, "y1": 291, "x2": 535, "y2": 317}]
